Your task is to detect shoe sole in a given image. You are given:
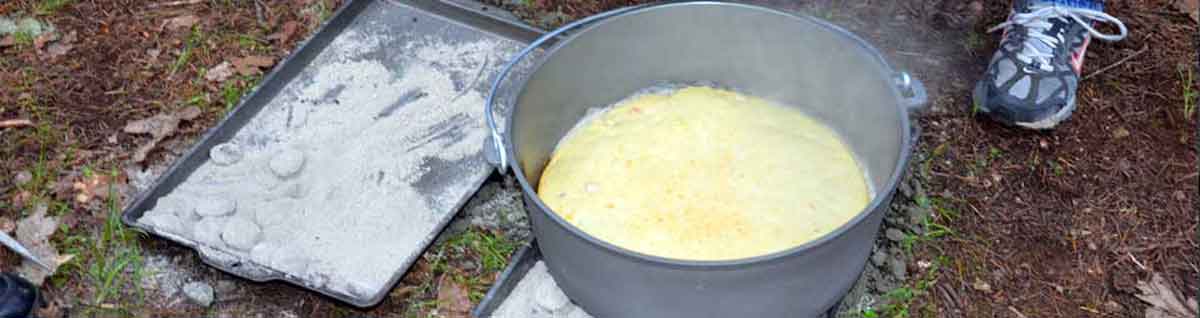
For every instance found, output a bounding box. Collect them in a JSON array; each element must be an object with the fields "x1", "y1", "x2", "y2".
[{"x1": 972, "y1": 80, "x2": 1076, "y2": 130}]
